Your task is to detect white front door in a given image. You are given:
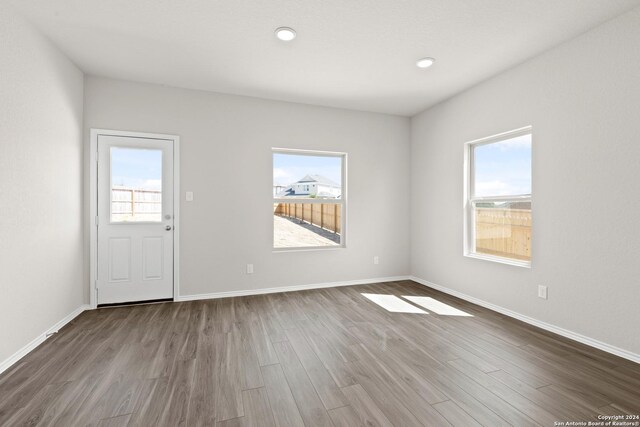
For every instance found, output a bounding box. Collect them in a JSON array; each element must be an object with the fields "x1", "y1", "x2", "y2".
[{"x1": 97, "y1": 134, "x2": 174, "y2": 305}]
